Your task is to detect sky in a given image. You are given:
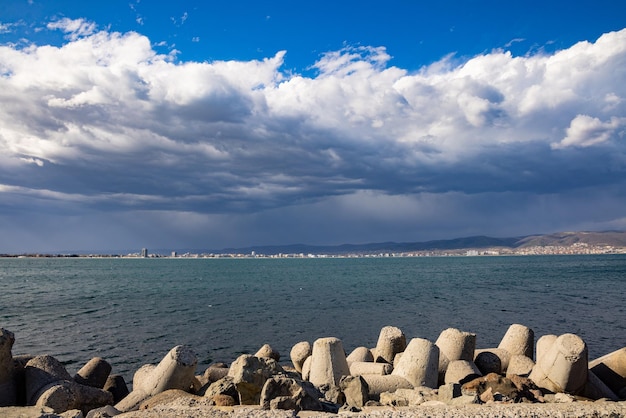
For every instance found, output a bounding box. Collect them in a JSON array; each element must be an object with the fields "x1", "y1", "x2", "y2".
[{"x1": 0, "y1": 1, "x2": 625, "y2": 253}]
